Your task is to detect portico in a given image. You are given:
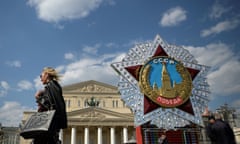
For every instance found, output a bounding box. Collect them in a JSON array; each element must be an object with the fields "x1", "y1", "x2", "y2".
[
  {"x1": 63, "y1": 107, "x2": 134, "y2": 144},
  {"x1": 64, "y1": 126, "x2": 132, "y2": 144}
]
